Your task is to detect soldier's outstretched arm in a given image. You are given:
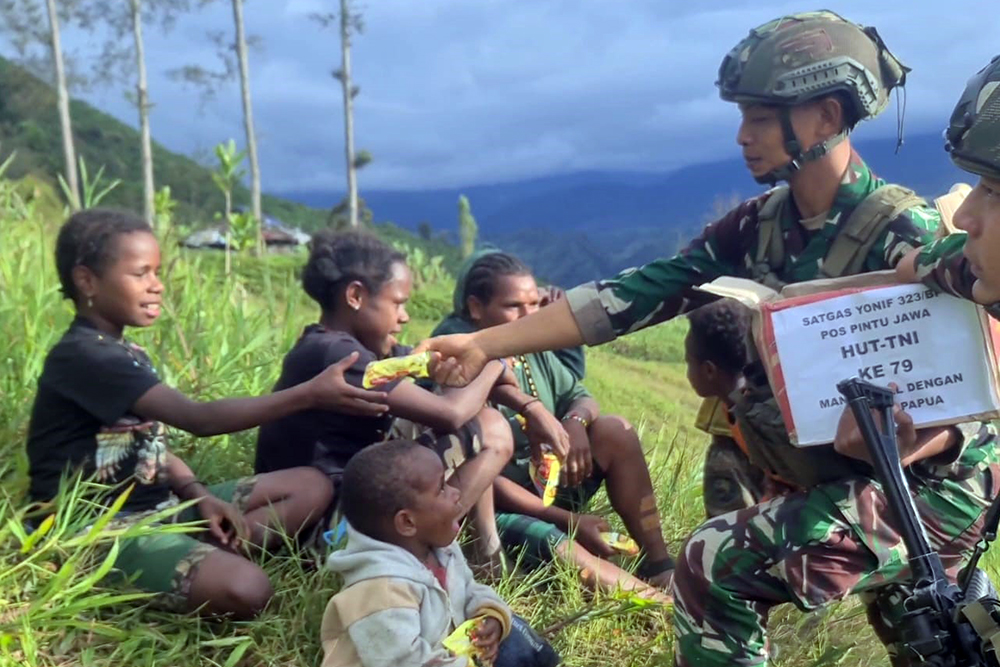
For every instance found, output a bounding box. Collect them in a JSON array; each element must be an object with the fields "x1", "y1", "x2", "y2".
[{"x1": 419, "y1": 299, "x2": 584, "y2": 386}]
